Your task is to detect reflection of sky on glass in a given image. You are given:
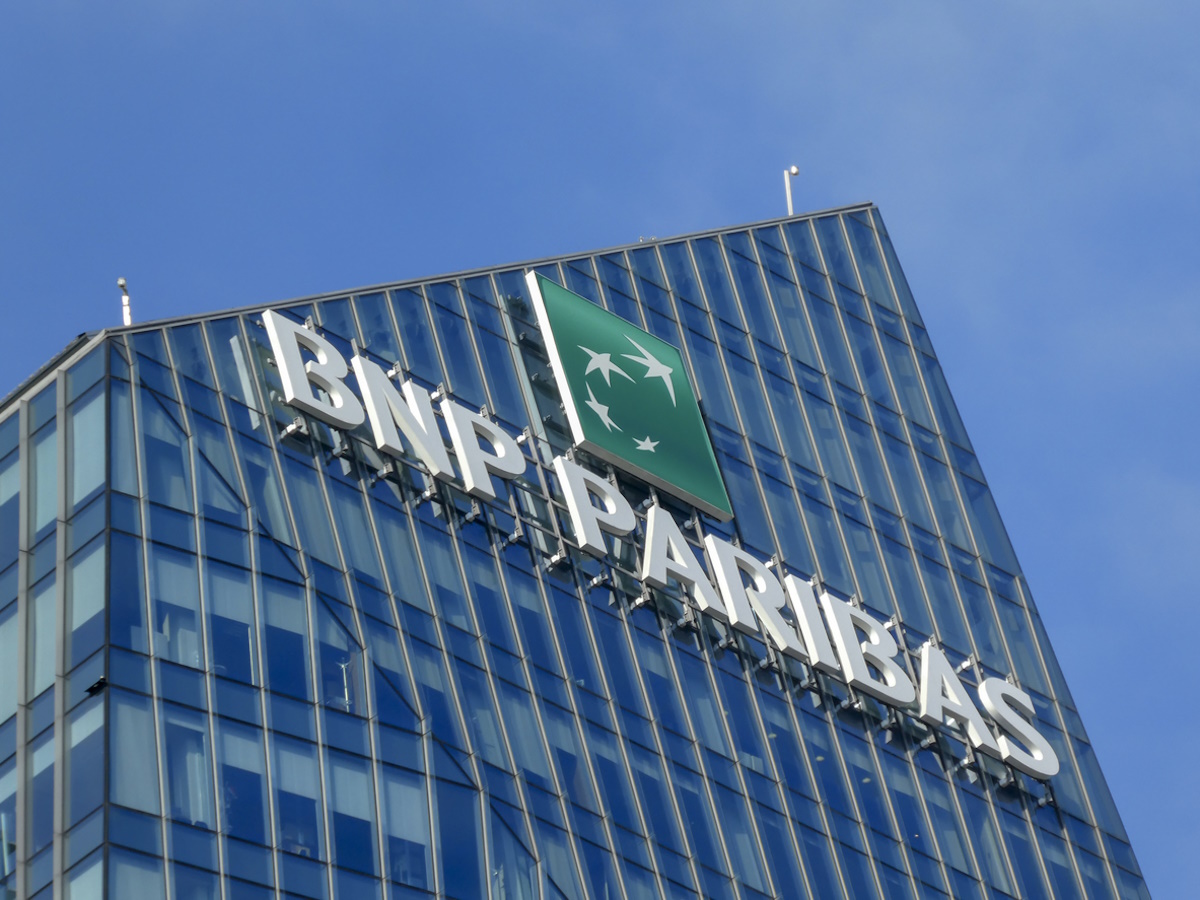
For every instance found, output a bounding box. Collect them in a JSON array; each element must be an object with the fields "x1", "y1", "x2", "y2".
[{"x1": 2, "y1": 2, "x2": 1197, "y2": 894}]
